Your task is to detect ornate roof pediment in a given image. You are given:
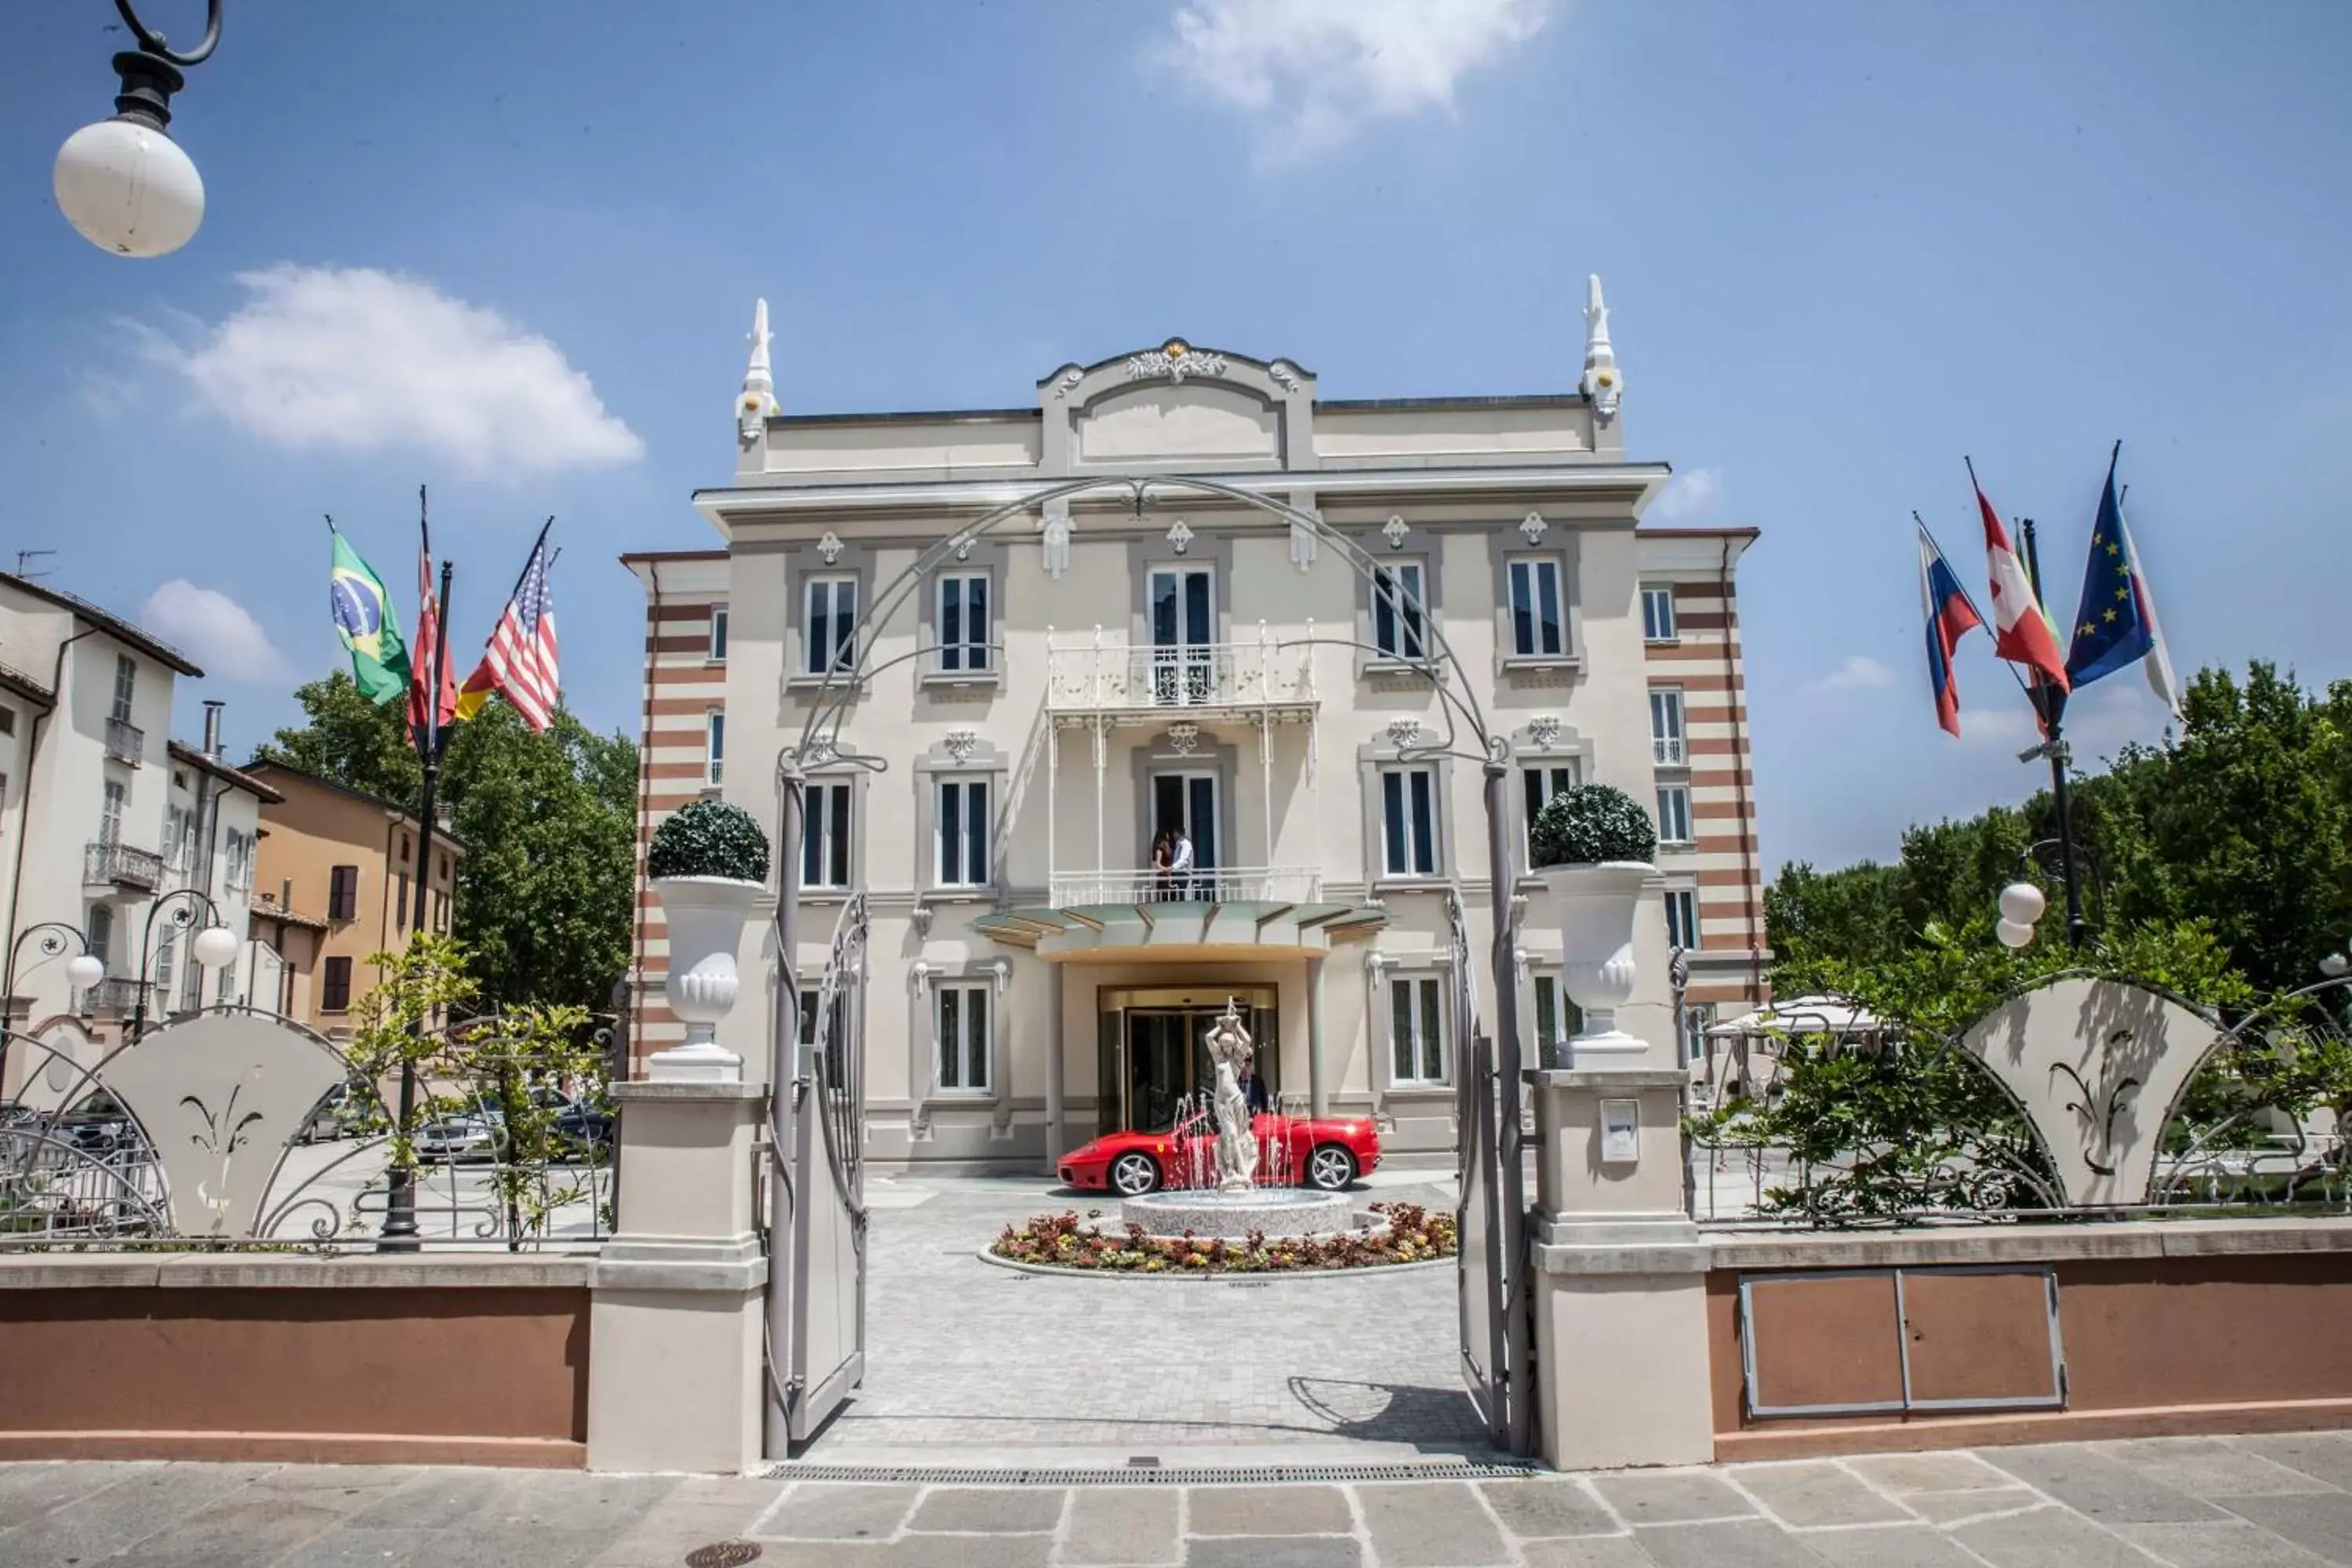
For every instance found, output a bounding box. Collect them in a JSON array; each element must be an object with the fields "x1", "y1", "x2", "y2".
[{"x1": 1039, "y1": 339, "x2": 1316, "y2": 476}]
